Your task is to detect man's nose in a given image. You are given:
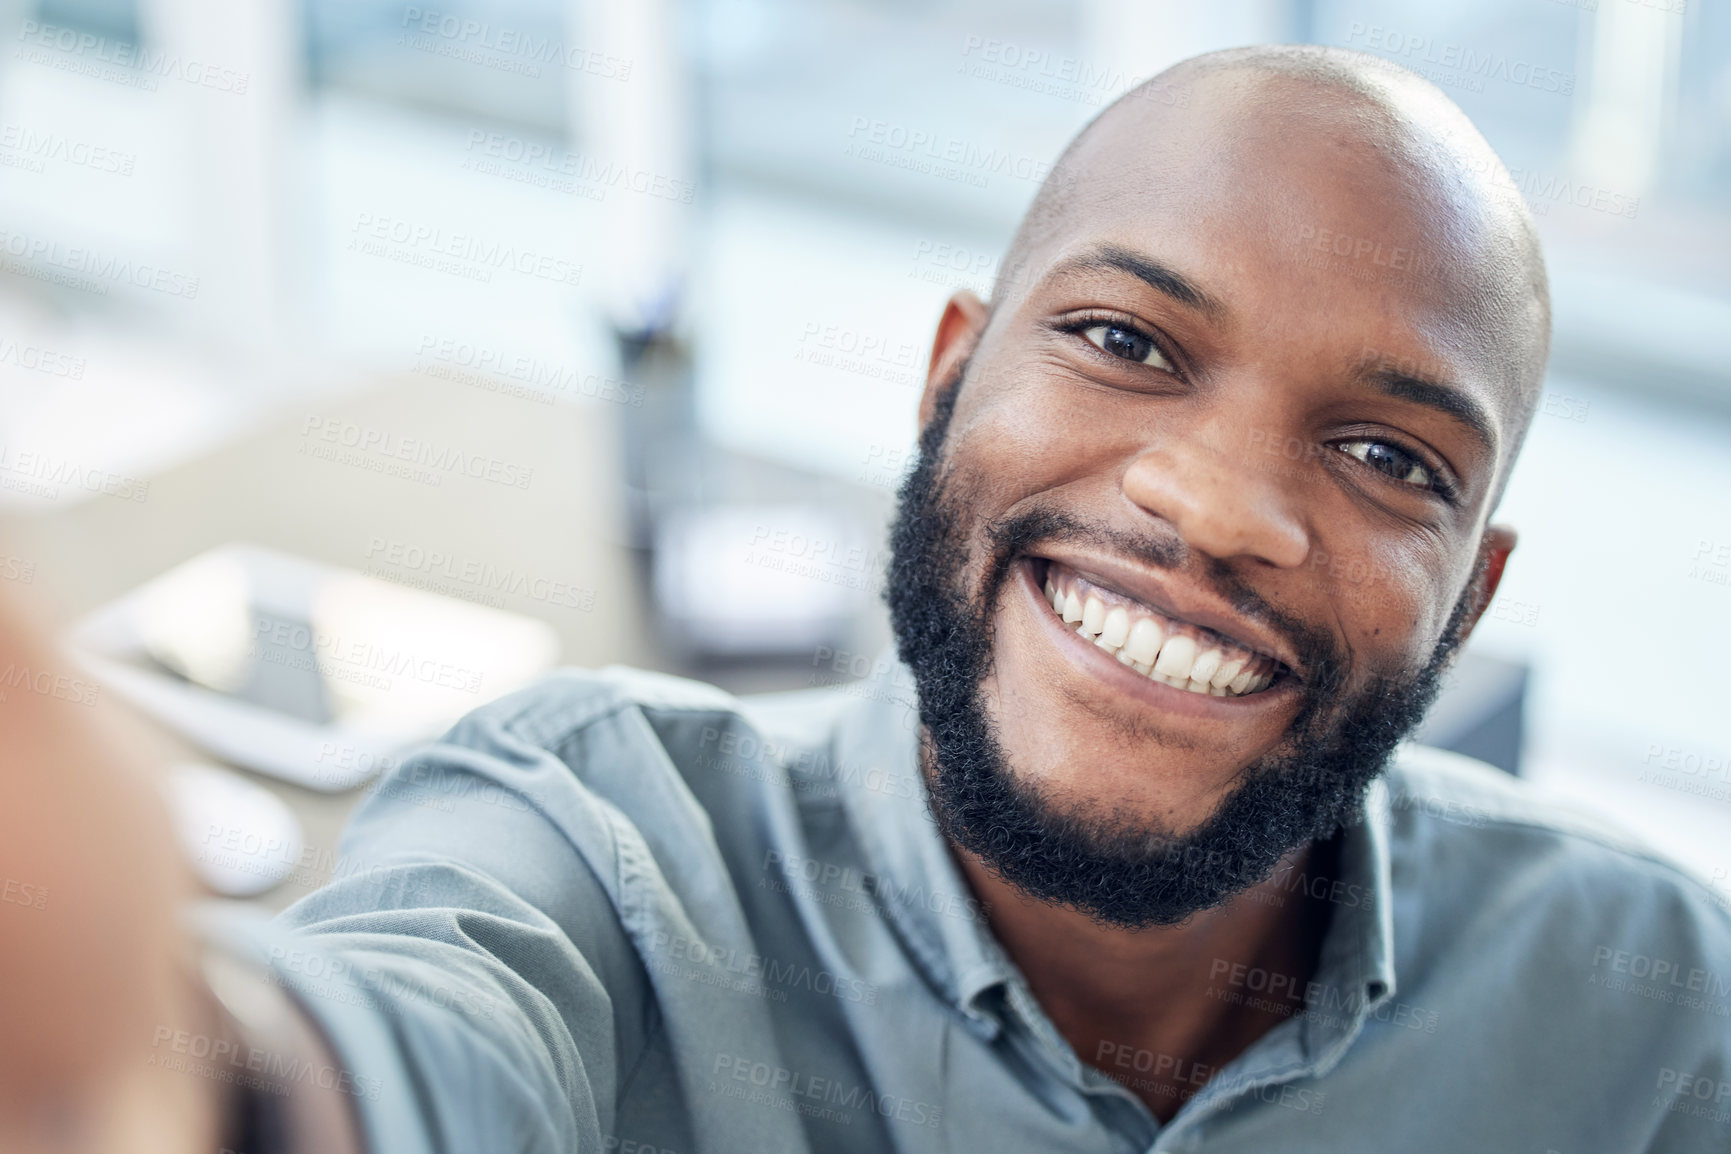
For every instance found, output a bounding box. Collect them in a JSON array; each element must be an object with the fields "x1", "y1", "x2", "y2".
[{"x1": 1120, "y1": 429, "x2": 1311, "y2": 569}]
